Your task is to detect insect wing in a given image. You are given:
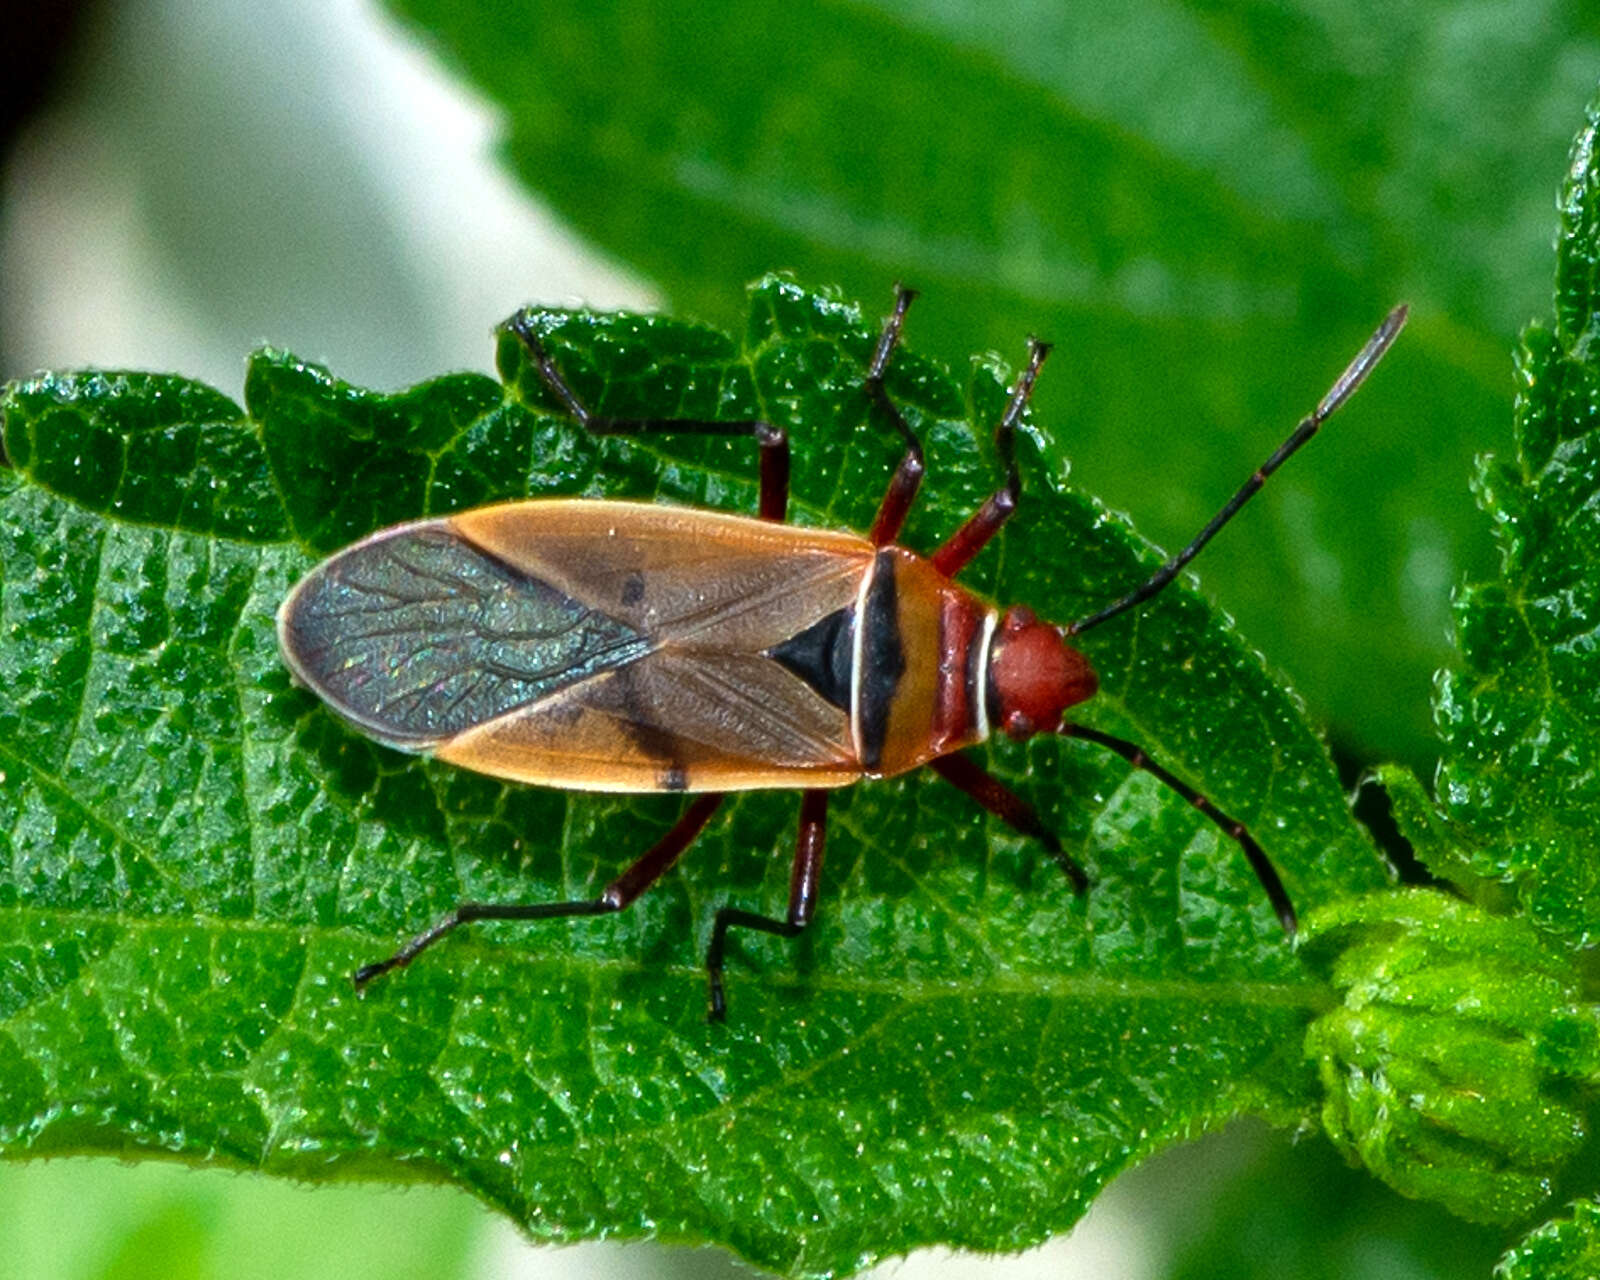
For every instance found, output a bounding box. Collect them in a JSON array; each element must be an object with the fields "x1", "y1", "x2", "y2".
[
  {"x1": 442, "y1": 501, "x2": 873, "y2": 790},
  {"x1": 436, "y1": 646, "x2": 862, "y2": 791},
  {"x1": 277, "y1": 515, "x2": 650, "y2": 750},
  {"x1": 450, "y1": 500, "x2": 869, "y2": 651},
  {"x1": 280, "y1": 500, "x2": 874, "y2": 790}
]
